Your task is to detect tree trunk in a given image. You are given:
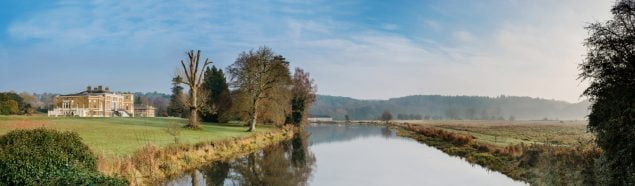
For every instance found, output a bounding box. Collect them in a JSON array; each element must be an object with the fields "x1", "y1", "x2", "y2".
[
  {"x1": 248, "y1": 109, "x2": 257, "y2": 132},
  {"x1": 247, "y1": 96, "x2": 259, "y2": 132},
  {"x1": 190, "y1": 171, "x2": 199, "y2": 186},
  {"x1": 188, "y1": 88, "x2": 199, "y2": 128}
]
